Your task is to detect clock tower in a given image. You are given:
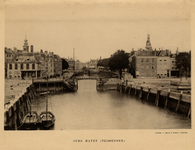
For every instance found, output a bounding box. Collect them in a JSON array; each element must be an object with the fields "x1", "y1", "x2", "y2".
[
  {"x1": 23, "y1": 34, "x2": 29, "y2": 52},
  {"x1": 145, "y1": 34, "x2": 152, "y2": 51}
]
